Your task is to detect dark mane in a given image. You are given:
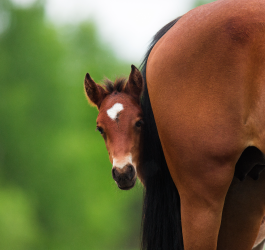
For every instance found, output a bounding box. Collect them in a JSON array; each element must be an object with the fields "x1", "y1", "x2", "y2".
[
  {"x1": 103, "y1": 77, "x2": 127, "y2": 94},
  {"x1": 140, "y1": 17, "x2": 183, "y2": 250}
]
